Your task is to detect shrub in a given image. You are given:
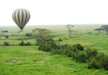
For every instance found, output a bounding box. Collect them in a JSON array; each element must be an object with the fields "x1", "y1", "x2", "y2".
[
  {"x1": 51, "y1": 44, "x2": 71, "y2": 55},
  {"x1": 73, "y1": 44, "x2": 84, "y2": 51},
  {"x1": 88, "y1": 52, "x2": 105, "y2": 69},
  {"x1": 19, "y1": 41, "x2": 25, "y2": 46},
  {"x1": 38, "y1": 41, "x2": 53, "y2": 52},
  {"x1": 85, "y1": 47, "x2": 98, "y2": 61},
  {"x1": 62, "y1": 45, "x2": 74, "y2": 57},
  {"x1": 25, "y1": 42, "x2": 31, "y2": 46},
  {"x1": 3, "y1": 42, "x2": 10, "y2": 46},
  {"x1": 88, "y1": 57, "x2": 101, "y2": 69},
  {"x1": 101, "y1": 55, "x2": 108, "y2": 70},
  {"x1": 77, "y1": 51, "x2": 88, "y2": 62},
  {"x1": 58, "y1": 38, "x2": 63, "y2": 42}
]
